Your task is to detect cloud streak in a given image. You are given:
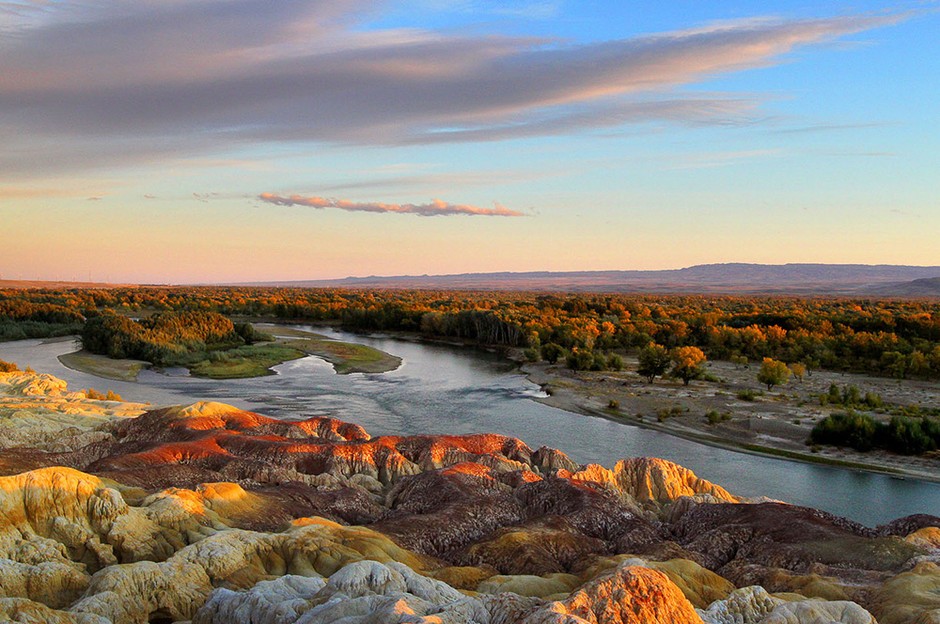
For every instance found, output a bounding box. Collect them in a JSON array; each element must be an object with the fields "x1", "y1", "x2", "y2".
[
  {"x1": 0, "y1": 2, "x2": 911, "y2": 178},
  {"x1": 258, "y1": 193, "x2": 525, "y2": 217}
]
